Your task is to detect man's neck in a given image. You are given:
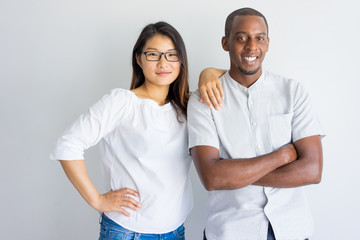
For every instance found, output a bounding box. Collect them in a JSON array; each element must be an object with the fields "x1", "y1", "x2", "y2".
[{"x1": 228, "y1": 68, "x2": 263, "y2": 88}]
